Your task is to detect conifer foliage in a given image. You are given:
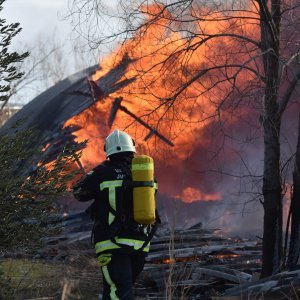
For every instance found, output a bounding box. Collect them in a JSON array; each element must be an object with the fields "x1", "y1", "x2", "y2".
[
  {"x1": 0, "y1": 0, "x2": 29, "y2": 104},
  {"x1": 0, "y1": 126, "x2": 84, "y2": 252}
]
